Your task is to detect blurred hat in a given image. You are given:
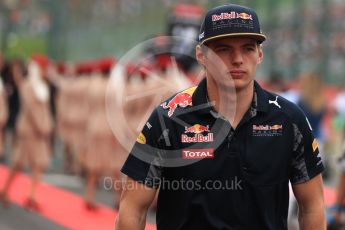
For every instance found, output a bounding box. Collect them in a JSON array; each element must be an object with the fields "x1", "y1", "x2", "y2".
[
  {"x1": 56, "y1": 61, "x2": 66, "y2": 74},
  {"x1": 30, "y1": 54, "x2": 50, "y2": 72},
  {"x1": 96, "y1": 57, "x2": 116, "y2": 73},
  {"x1": 198, "y1": 4, "x2": 266, "y2": 45},
  {"x1": 76, "y1": 60, "x2": 94, "y2": 74},
  {"x1": 156, "y1": 54, "x2": 172, "y2": 70}
]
